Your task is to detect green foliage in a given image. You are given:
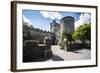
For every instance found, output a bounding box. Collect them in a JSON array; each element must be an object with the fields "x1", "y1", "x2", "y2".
[
  {"x1": 72, "y1": 24, "x2": 91, "y2": 41},
  {"x1": 59, "y1": 30, "x2": 73, "y2": 49},
  {"x1": 59, "y1": 31, "x2": 66, "y2": 49},
  {"x1": 23, "y1": 24, "x2": 50, "y2": 44},
  {"x1": 59, "y1": 41, "x2": 64, "y2": 49},
  {"x1": 61, "y1": 31, "x2": 67, "y2": 41}
]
